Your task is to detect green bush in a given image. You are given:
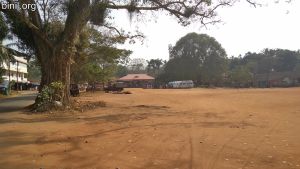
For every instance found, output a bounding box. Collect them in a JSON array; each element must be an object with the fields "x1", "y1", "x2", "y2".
[{"x1": 35, "y1": 81, "x2": 64, "y2": 112}]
